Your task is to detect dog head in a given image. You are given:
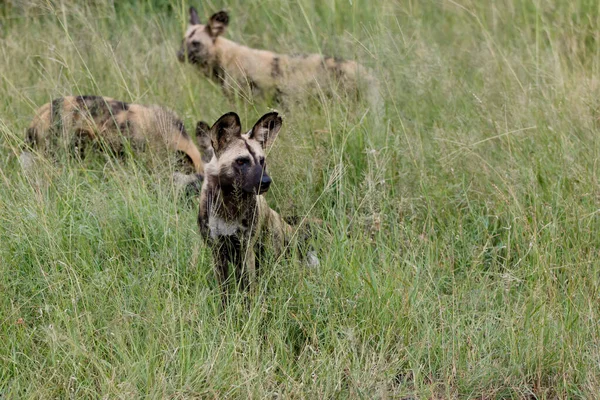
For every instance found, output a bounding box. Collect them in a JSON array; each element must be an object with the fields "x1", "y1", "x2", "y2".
[
  {"x1": 177, "y1": 7, "x2": 229, "y2": 68},
  {"x1": 202, "y1": 112, "x2": 282, "y2": 195}
]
